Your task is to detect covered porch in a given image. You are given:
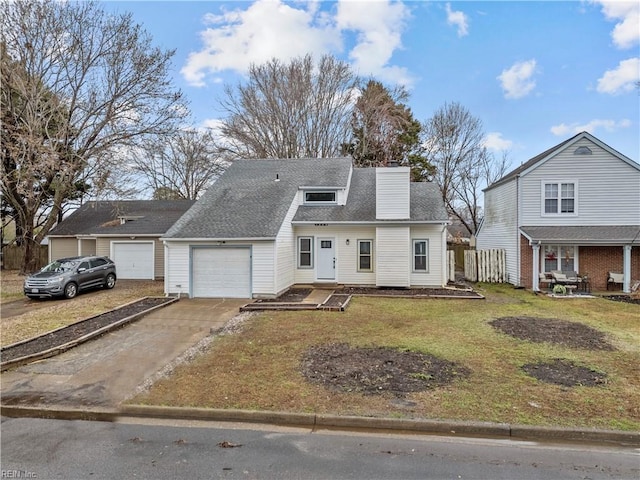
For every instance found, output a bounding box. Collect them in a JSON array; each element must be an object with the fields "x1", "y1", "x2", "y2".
[{"x1": 521, "y1": 226, "x2": 640, "y2": 294}]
